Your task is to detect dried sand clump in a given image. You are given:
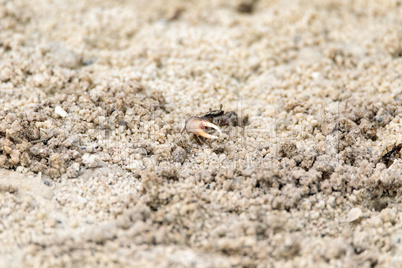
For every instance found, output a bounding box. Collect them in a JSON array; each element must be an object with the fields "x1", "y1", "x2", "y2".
[{"x1": 0, "y1": 68, "x2": 167, "y2": 179}]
